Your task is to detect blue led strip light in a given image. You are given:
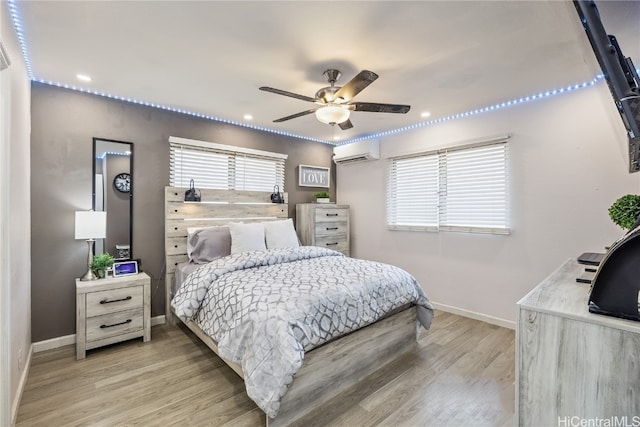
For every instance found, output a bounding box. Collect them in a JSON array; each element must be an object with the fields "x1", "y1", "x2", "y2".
[
  {"x1": 339, "y1": 75, "x2": 606, "y2": 145},
  {"x1": 28, "y1": 71, "x2": 613, "y2": 147},
  {"x1": 7, "y1": 0, "x2": 33, "y2": 79},
  {"x1": 96, "y1": 151, "x2": 131, "y2": 159},
  {"x1": 31, "y1": 79, "x2": 331, "y2": 144},
  {"x1": 6, "y1": 1, "x2": 636, "y2": 146},
  {"x1": 8, "y1": 0, "x2": 330, "y2": 144}
]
